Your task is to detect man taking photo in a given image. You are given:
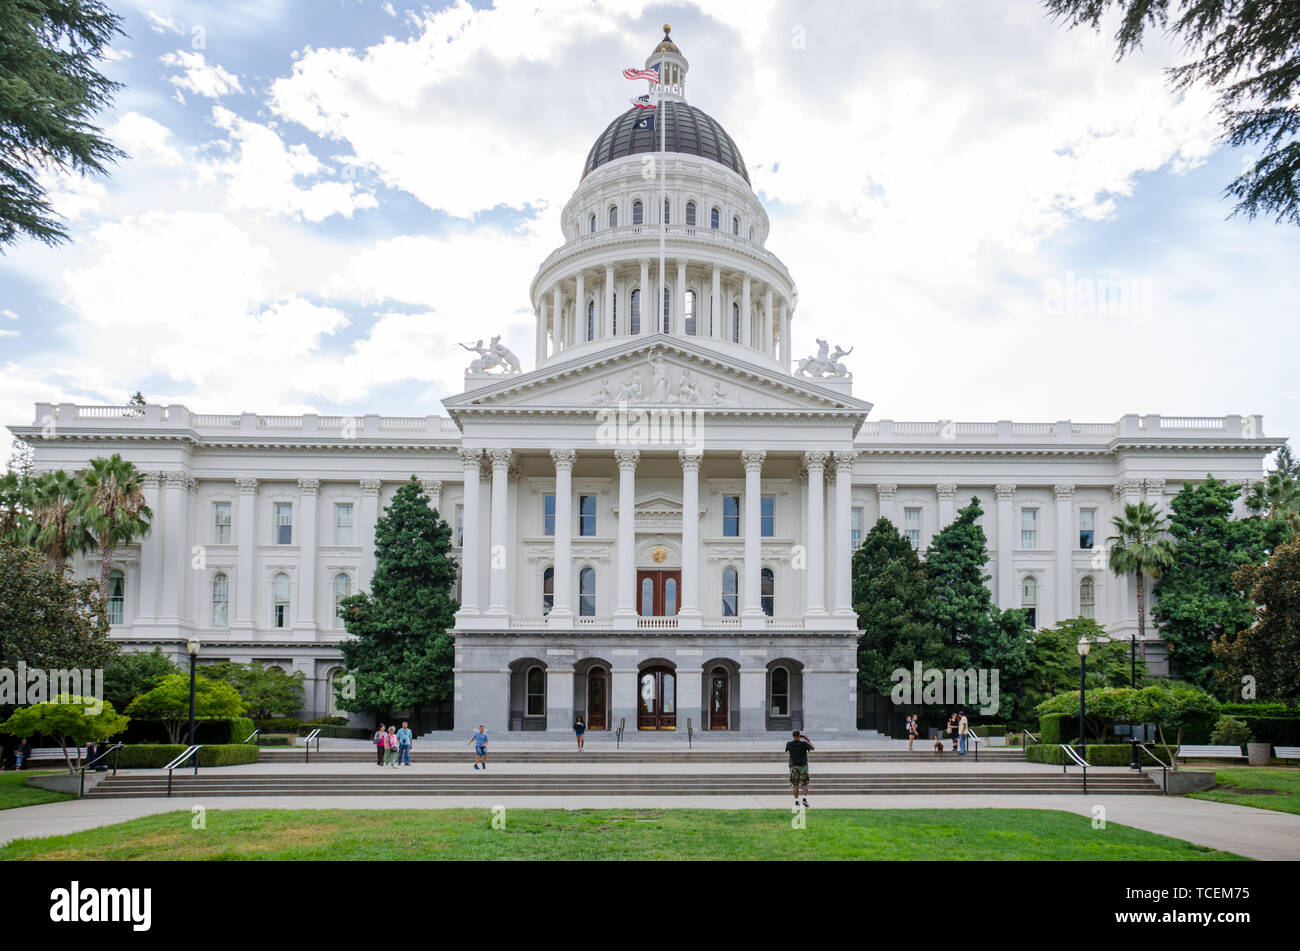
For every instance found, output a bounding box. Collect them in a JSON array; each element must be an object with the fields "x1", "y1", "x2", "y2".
[{"x1": 785, "y1": 729, "x2": 814, "y2": 808}]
